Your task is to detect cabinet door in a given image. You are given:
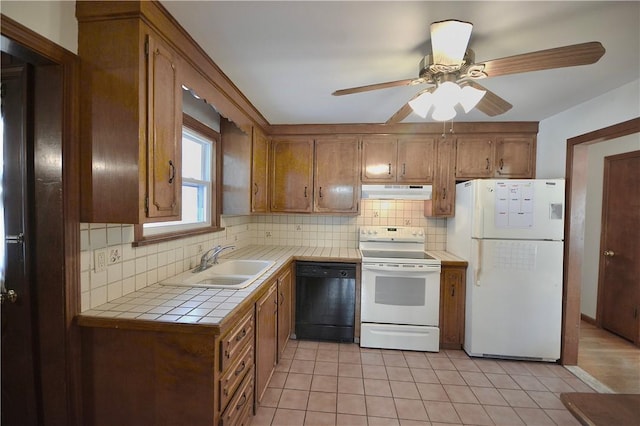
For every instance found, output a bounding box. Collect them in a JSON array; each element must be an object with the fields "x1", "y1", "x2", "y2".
[
  {"x1": 146, "y1": 33, "x2": 182, "y2": 220},
  {"x1": 270, "y1": 139, "x2": 314, "y2": 213},
  {"x1": 314, "y1": 137, "x2": 360, "y2": 213},
  {"x1": 397, "y1": 137, "x2": 436, "y2": 183},
  {"x1": 251, "y1": 128, "x2": 269, "y2": 213},
  {"x1": 277, "y1": 267, "x2": 292, "y2": 360},
  {"x1": 455, "y1": 137, "x2": 494, "y2": 179},
  {"x1": 439, "y1": 265, "x2": 466, "y2": 349},
  {"x1": 494, "y1": 136, "x2": 536, "y2": 178},
  {"x1": 361, "y1": 137, "x2": 397, "y2": 182},
  {"x1": 255, "y1": 283, "x2": 277, "y2": 404},
  {"x1": 428, "y1": 138, "x2": 456, "y2": 217}
]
